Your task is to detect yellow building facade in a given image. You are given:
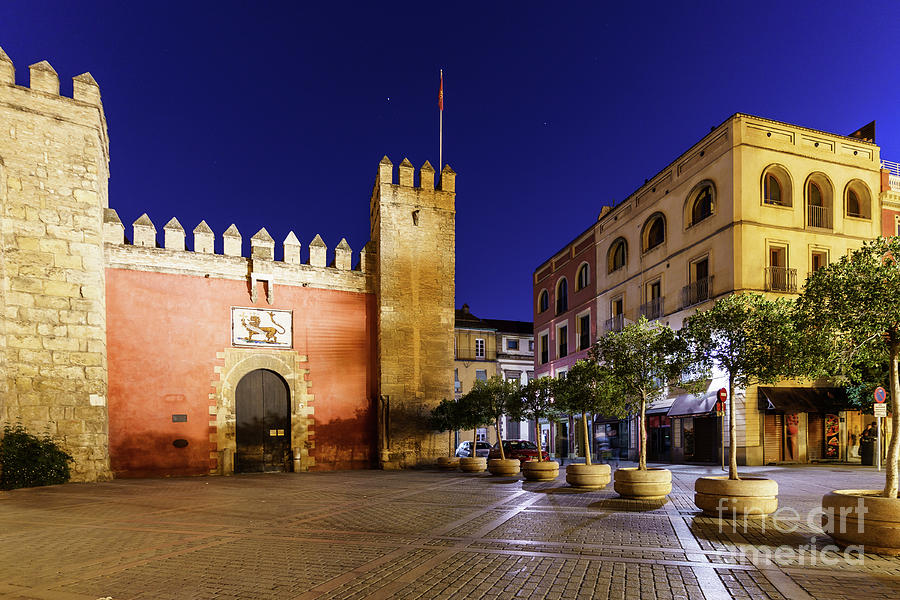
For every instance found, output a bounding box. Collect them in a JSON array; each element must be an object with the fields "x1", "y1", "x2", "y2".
[{"x1": 535, "y1": 113, "x2": 888, "y2": 466}]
